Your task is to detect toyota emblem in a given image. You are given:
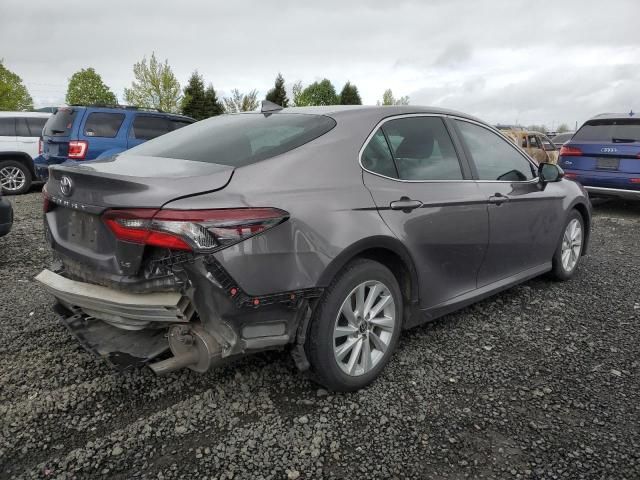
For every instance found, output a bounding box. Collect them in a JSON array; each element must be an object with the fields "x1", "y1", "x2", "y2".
[{"x1": 60, "y1": 176, "x2": 73, "y2": 197}]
